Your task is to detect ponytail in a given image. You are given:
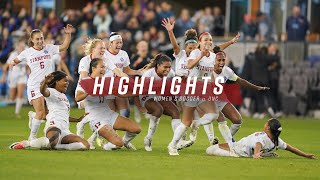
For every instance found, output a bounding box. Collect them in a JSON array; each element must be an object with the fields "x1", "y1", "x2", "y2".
[{"x1": 268, "y1": 118, "x2": 282, "y2": 147}]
